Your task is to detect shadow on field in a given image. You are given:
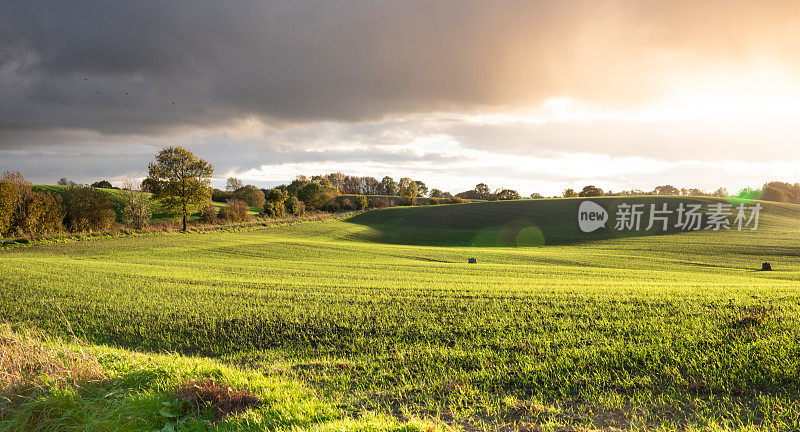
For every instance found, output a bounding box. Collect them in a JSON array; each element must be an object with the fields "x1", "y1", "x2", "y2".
[{"x1": 344, "y1": 197, "x2": 735, "y2": 247}]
